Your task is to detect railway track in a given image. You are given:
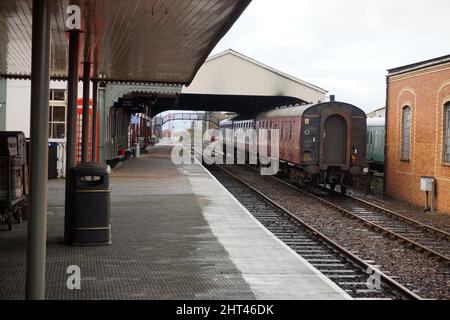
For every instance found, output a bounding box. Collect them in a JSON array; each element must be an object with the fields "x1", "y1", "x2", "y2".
[
  {"x1": 204, "y1": 163, "x2": 422, "y2": 300},
  {"x1": 265, "y1": 172, "x2": 450, "y2": 264},
  {"x1": 191, "y1": 145, "x2": 450, "y2": 264}
]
